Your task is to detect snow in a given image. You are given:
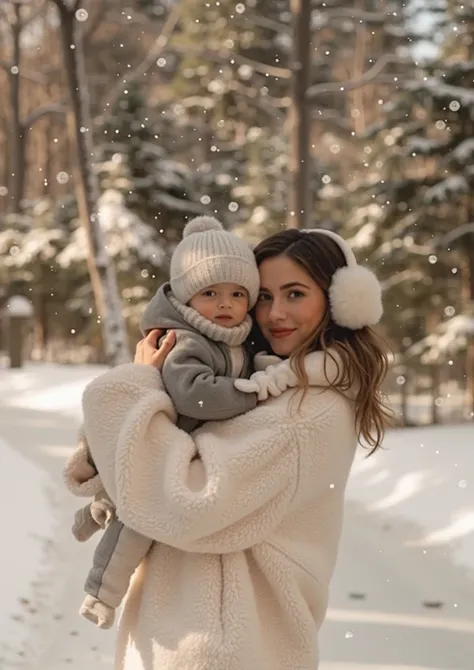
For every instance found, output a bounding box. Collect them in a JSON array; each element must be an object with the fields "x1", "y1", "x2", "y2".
[
  {"x1": 0, "y1": 226, "x2": 64, "y2": 267},
  {"x1": 56, "y1": 189, "x2": 166, "y2": 269},
  {"x1": 407, "y1": 314, "x2": 474, "y2": 363},
  {"x1": 4, "y1": 295, "x2": 34, "y2": 318},
  {"x1": 407, "y1": 78, "x2": 474, "y2": 108},
  {"x1": 424, "y1": 174, "x2": 468, "y2": 203},
  {"x1": 1, "y1": 361, "x2": 474, "y2": 665},
  {"x1": 0, "y1": 362, "x2": 105, "y2": 421},
  {"x1": 450, "y1": 138, "x2": 474, "y2": 163},
  {"x1": 404, "y1": 136, "x2": 444, "y2": 155},
  {"x1": 347, "y1": 221, "x2": 377, "y2": 250},
  {"x1": 348, "y1": 423, "x2": 474, "y2": 581},
  {"x1": 0, "y1": 438, "x2": 58, "y2": 664}
]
